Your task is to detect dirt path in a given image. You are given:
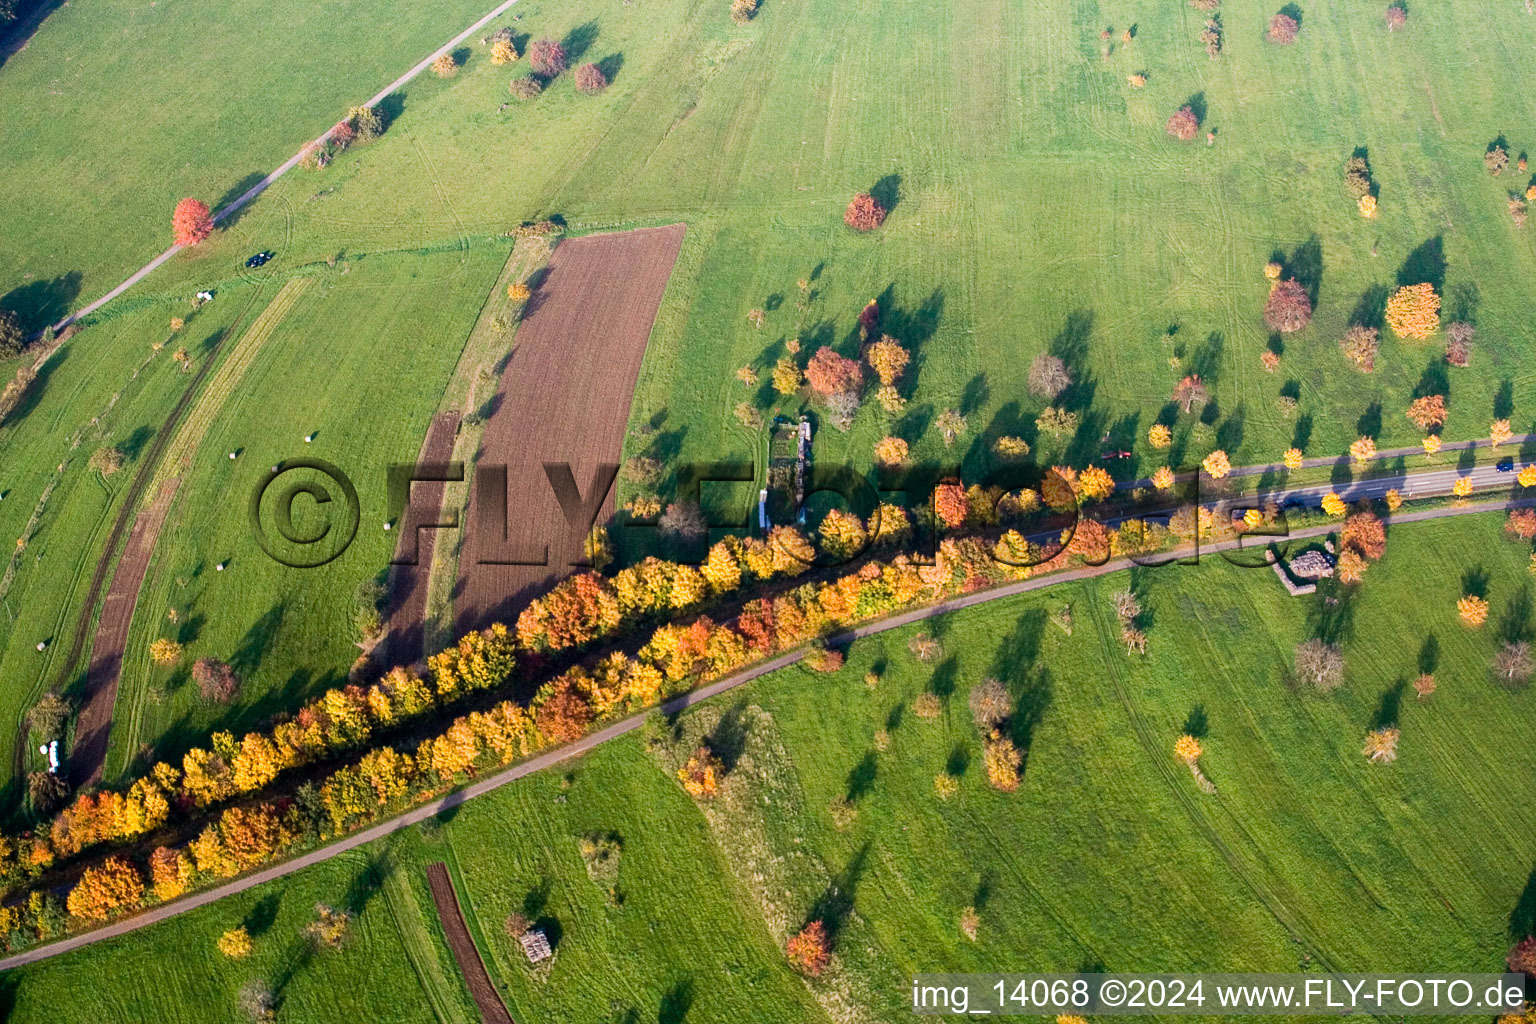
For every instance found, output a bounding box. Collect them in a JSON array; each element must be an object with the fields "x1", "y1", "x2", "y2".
[
  {"x1": 425, "y1": 862, "x2": 516, "y2": 1024},
  {"x1": 2, "y1": 494, "x2": 1530, "y2": 970},
  {"x1": 456, "y1": 224, "x2": 686, "y2": 632},
  {"x1": 387, "y1": 412, "x2": 462, "y2": 667}
]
